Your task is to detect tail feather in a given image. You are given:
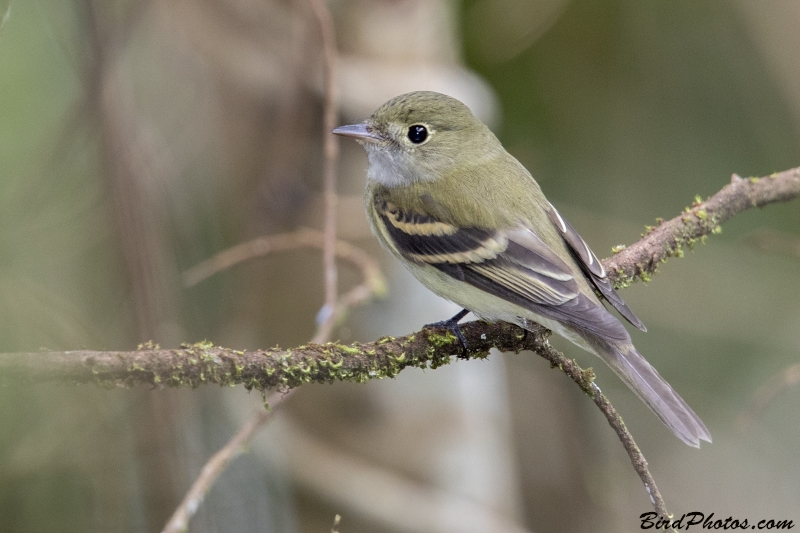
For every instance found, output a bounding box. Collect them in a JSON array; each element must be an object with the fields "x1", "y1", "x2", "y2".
[{"x1": 592, "y1": 340, "x2": 711, "y2": 447}]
